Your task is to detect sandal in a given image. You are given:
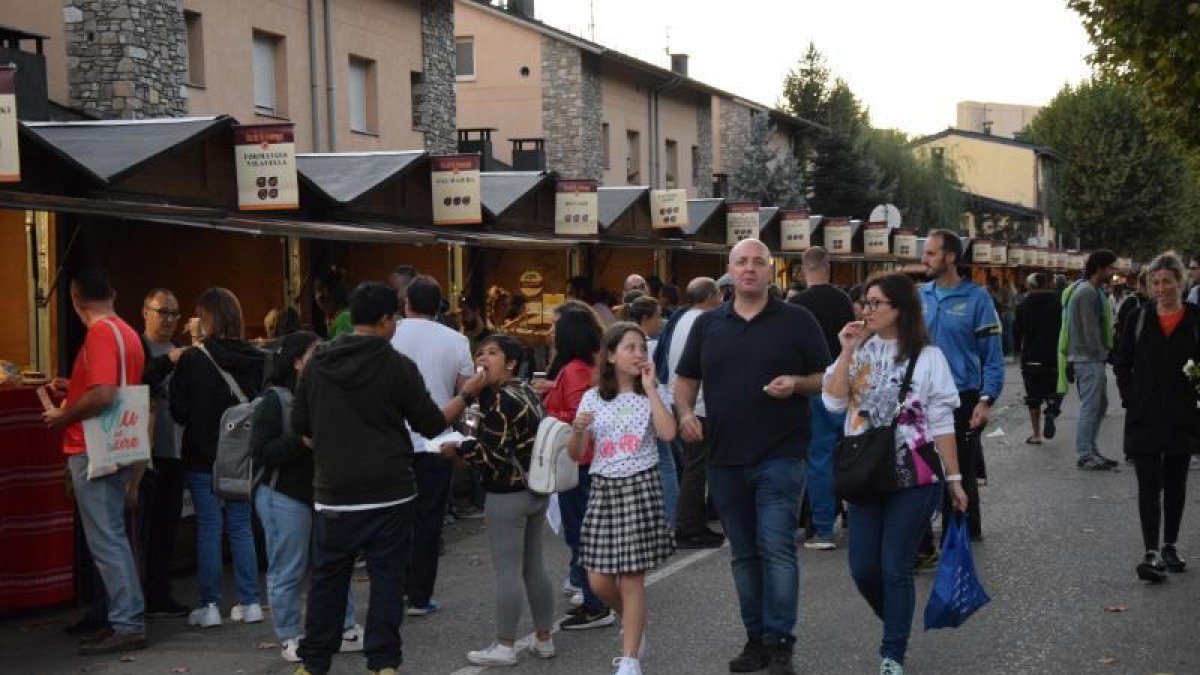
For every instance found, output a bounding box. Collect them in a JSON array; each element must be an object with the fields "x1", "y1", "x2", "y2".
[{"x1": 1025, "y1": 436, "x2": 1043, "y2": 445}]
